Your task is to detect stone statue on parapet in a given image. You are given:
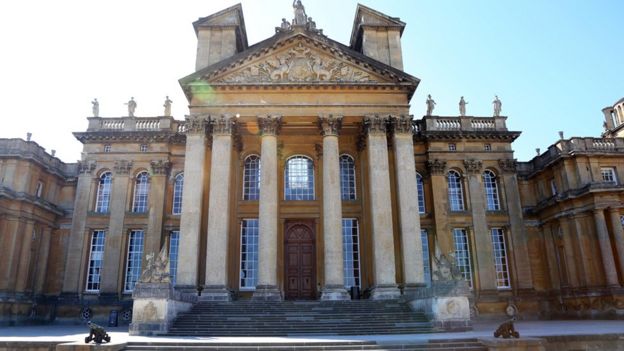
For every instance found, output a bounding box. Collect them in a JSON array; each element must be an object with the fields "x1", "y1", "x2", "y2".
[
  {"x1": 139, "y1": 245, "x2": 170, "y2": 284},
  {"x1": 493, "y1": 95, "x2": 502, "y2": 117},
  {"x1": 426, "y1": 94, "x2": 436, "y2": 116},
  {"x1": 292, "y1": 0, "x2": 307, "y2": 26},
  {"x1": 459, "y1": 96, "x2": 468, "y2": 116},
  {"x1": 92, "y1": 98, "x2": 99, "y2": 117},
  {"x1": 126, "y1": 97, "x2": 137, "y2": 117},
  {"x1": 163, "y1": 96, "x2": 173, "y2": 116},
  {"x1": 281, "y1": 18, "x2": 291, "y2": 30}
]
